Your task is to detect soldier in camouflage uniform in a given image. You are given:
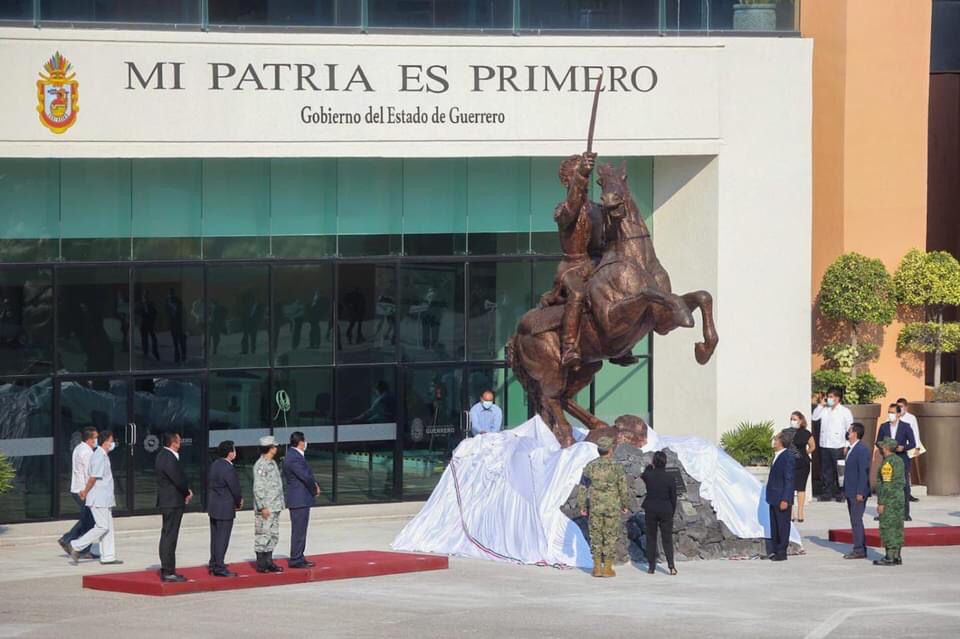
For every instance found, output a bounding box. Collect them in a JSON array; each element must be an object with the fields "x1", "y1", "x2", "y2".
[
  {"x1": 576, "y1": 436, "x2": 630, "y2": 577},
  {"x1": 874, "y1": 437, "x2": 905, "y2": 566},
  {"x1": 253, "y1": 435, "x2": 285, "y2": 573}
]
